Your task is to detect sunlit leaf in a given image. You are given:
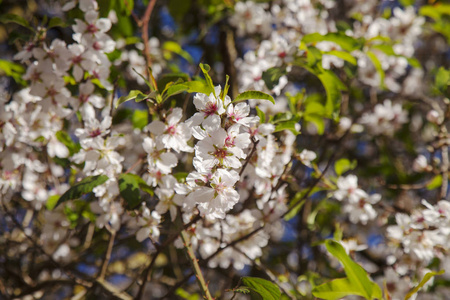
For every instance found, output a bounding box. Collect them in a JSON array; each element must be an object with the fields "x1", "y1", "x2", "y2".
[
  {"x1": 404, "y1": 270, "x2": 444, "y2": 300},
  {"x1": 241, "y1": 277, "x2": 281, "y2": 300},
  {"x1": 232, "y1": 90, "x2": 275, "y2": 105}
]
